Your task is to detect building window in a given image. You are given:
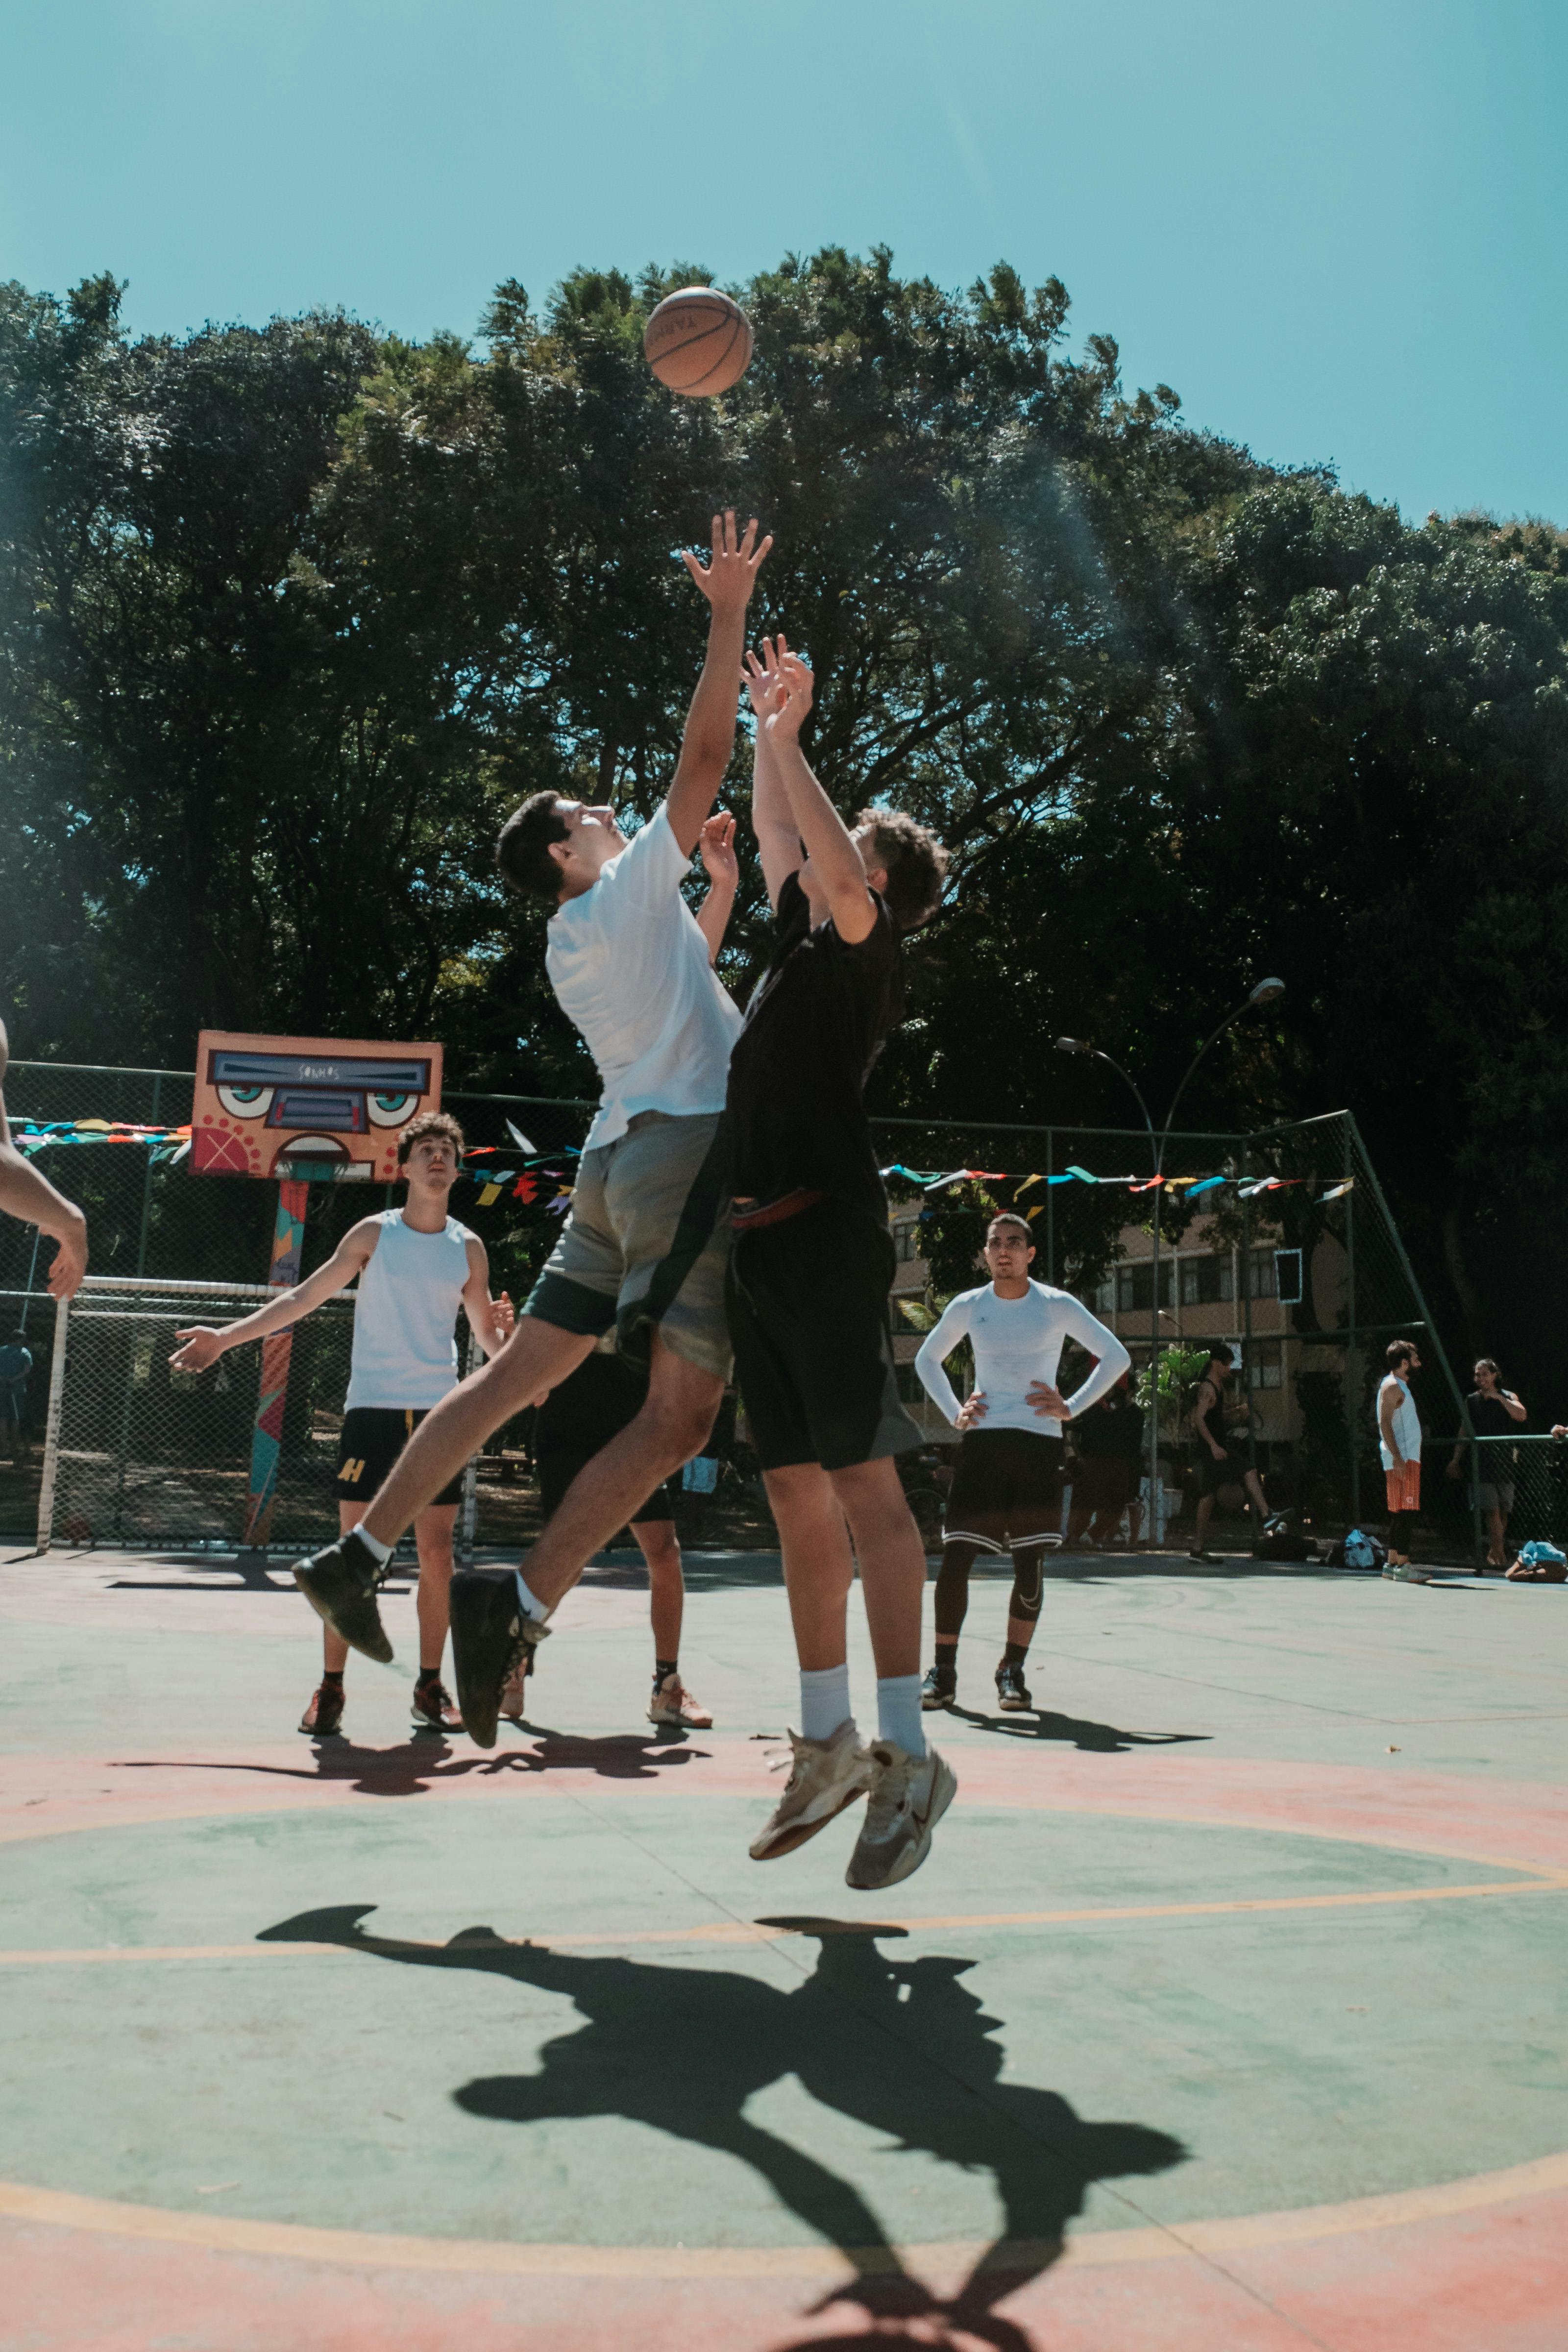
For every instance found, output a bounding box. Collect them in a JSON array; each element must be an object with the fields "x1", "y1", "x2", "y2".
[
  {"x1": 892, "y1": 1221, "x2": 923, "y2": 1262},
  {"x1": 1179, "y1": 1252, "x2": 1234, "y2": 1306},
  {"x1": 1248, "y1": 1248, "x2": 1278, "y2": 1299},
  {"x1": 1090, "y1": 1275, "x2": 1115, "y2": 1317},
  {"x1": 1116, "y1": 1261, "x2": 1173, "y2": 1313},
  {"x1": 1245, "y1": 1340, "x2": 1283, "y2": 1390}
]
